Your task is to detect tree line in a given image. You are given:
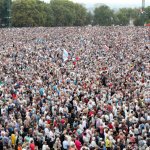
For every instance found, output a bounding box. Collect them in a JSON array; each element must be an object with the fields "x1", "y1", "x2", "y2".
[{"x1": 0, "y1": 0, "x2": 150, "y2": 27}]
